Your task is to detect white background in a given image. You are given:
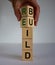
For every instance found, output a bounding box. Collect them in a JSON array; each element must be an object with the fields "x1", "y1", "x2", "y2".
[{"x1": 0, "y1": 0, "x2": 55, "y2": 44}]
